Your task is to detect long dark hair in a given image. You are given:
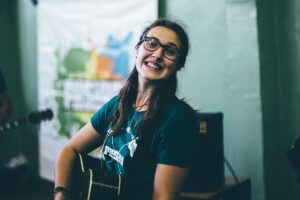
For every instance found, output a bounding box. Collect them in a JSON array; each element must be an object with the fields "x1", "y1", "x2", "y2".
[{"x1": 110, "y1": 18, "x2": 190, "y2": 138}]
